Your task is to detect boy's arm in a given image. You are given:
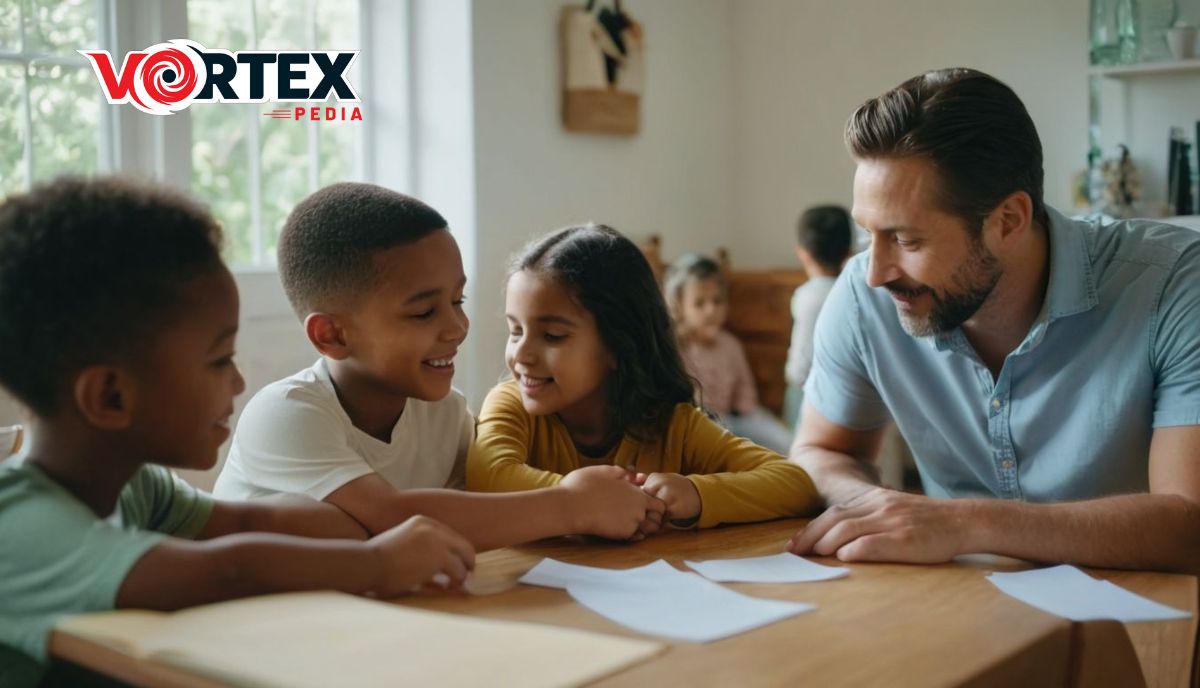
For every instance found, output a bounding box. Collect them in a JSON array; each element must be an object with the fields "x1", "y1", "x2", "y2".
[
  {"x1": 117, "y1": 515, "x2": 475, "y2": 610},
  {"x1": 197, "y1": 496, "x2": 369, "y2": 540},
  {"x1": 325, "y1": 468, "x2": 661, "y2": 549}
]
